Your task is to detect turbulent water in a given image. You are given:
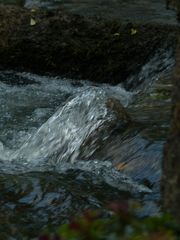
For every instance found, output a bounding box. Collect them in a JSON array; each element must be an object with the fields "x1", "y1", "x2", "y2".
[
  {"x1": 0, "y1": 73, "x2": 132, "y2": 163},
  {"x1": 0, "y1": 45, "x2": 175, "y2": 238}
]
